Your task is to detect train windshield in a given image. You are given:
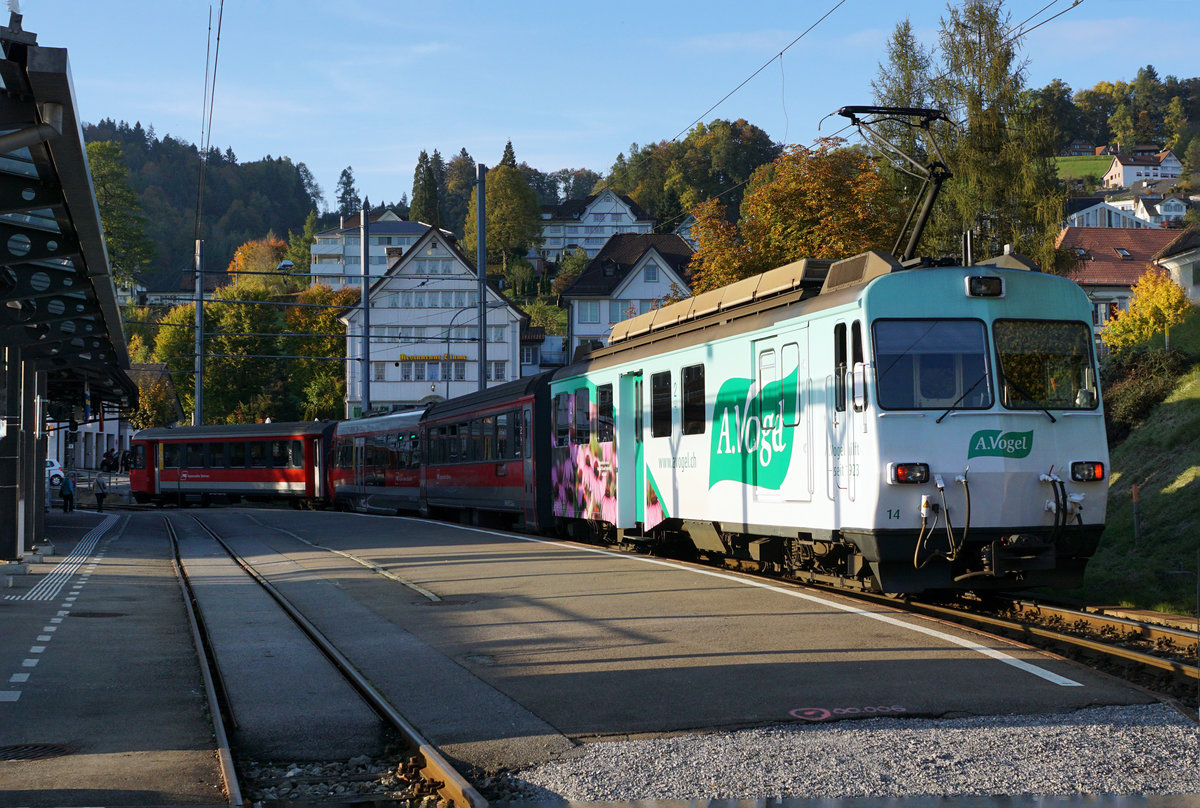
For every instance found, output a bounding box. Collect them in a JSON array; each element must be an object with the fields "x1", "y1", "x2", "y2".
[
  {"x1": 993, "y1": 320, "x2": 1098, "y2": 410},
  {"x1": 872, "y1": 319, "x2": 991, "y2": 410}
]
